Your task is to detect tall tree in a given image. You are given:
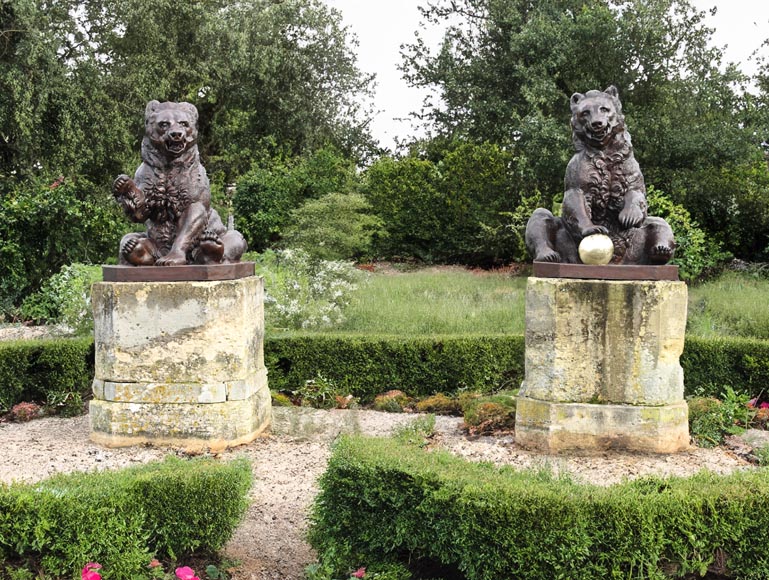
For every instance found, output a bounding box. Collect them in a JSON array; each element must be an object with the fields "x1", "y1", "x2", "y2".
[
  {"x1": 402, "y1": 0, "x2": 756, "y2": 204},
  {"x1": 0, "y1": 0, "x2": 376, "y2": 185}
]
